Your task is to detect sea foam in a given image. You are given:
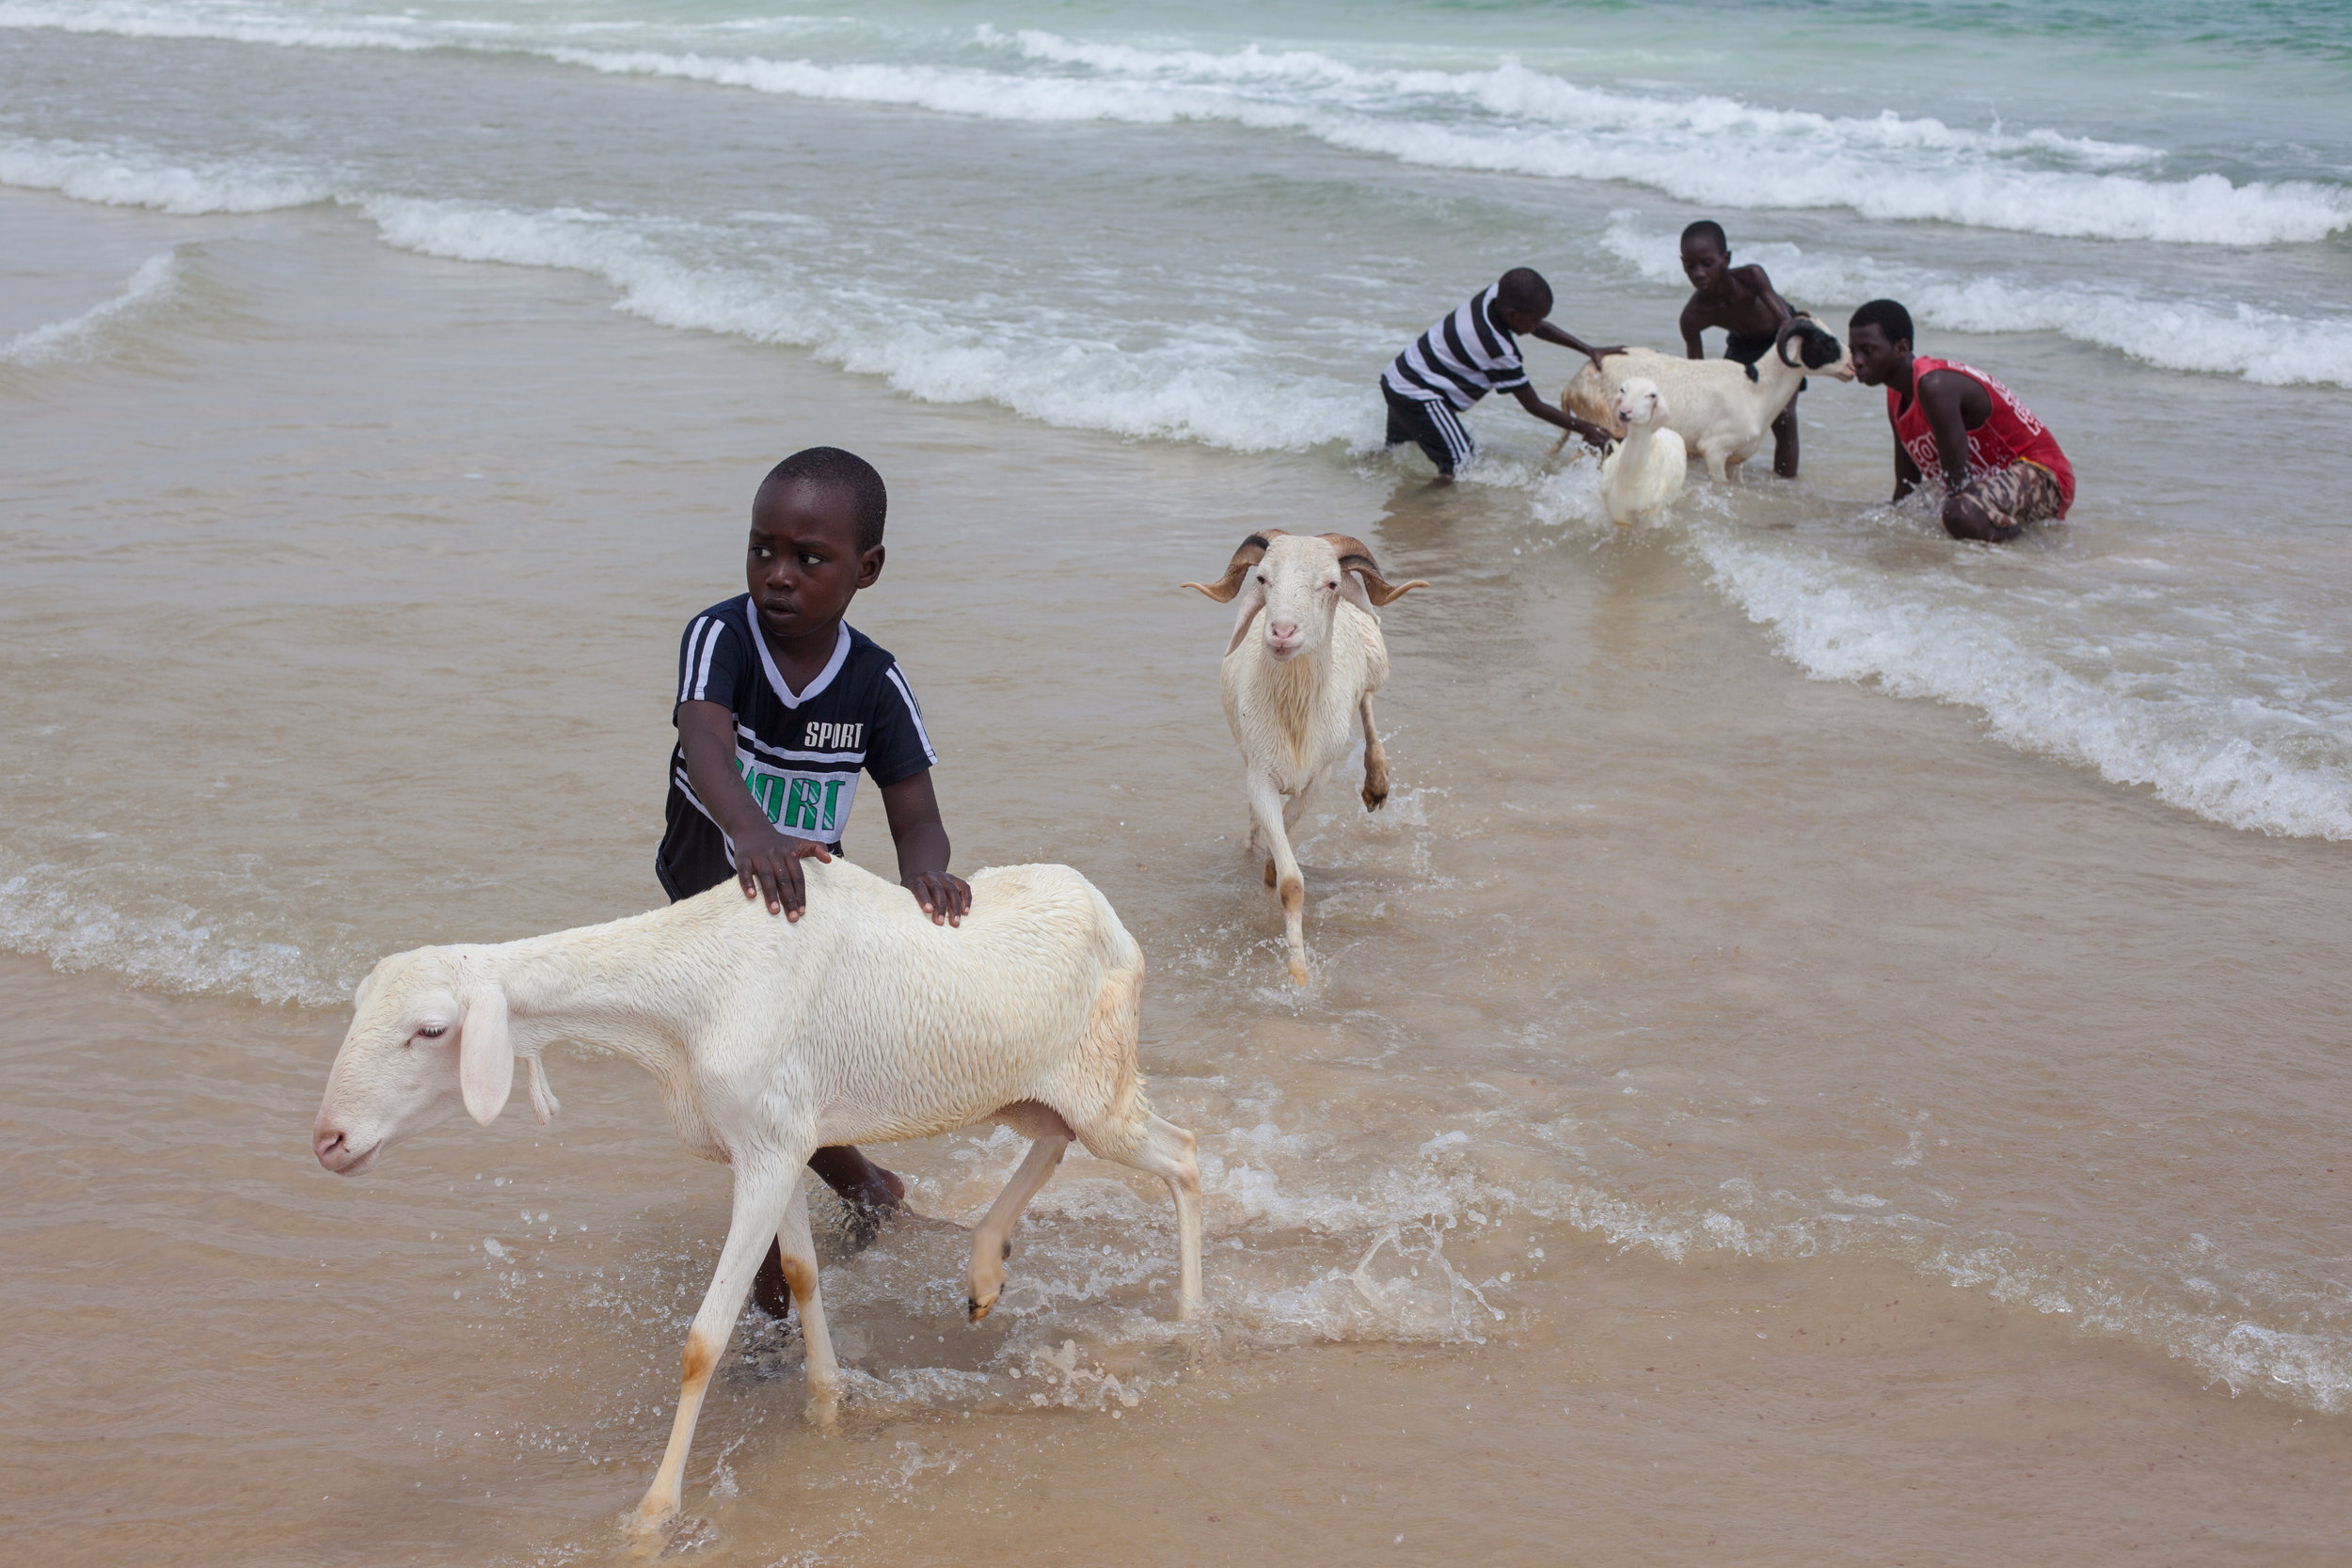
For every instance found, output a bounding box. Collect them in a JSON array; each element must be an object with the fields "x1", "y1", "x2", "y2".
[
  {"x1": 0, "y1": 248, "x2": 181, "y2": 365},
  {"x1": 8, "y1": 3, "x2": 2346, "y2": 245},
  {"x1": 0, "y1": 137, "x2": 326, "y2": 214}
]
